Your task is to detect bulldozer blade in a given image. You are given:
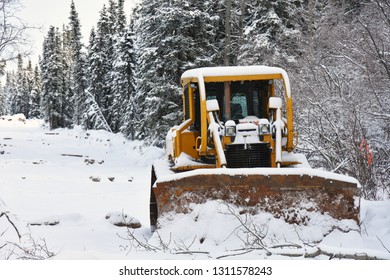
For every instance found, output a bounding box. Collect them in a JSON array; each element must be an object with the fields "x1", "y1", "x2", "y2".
[{"x1": 150, "y1": 167, "x2": 360, "y2": 227}]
